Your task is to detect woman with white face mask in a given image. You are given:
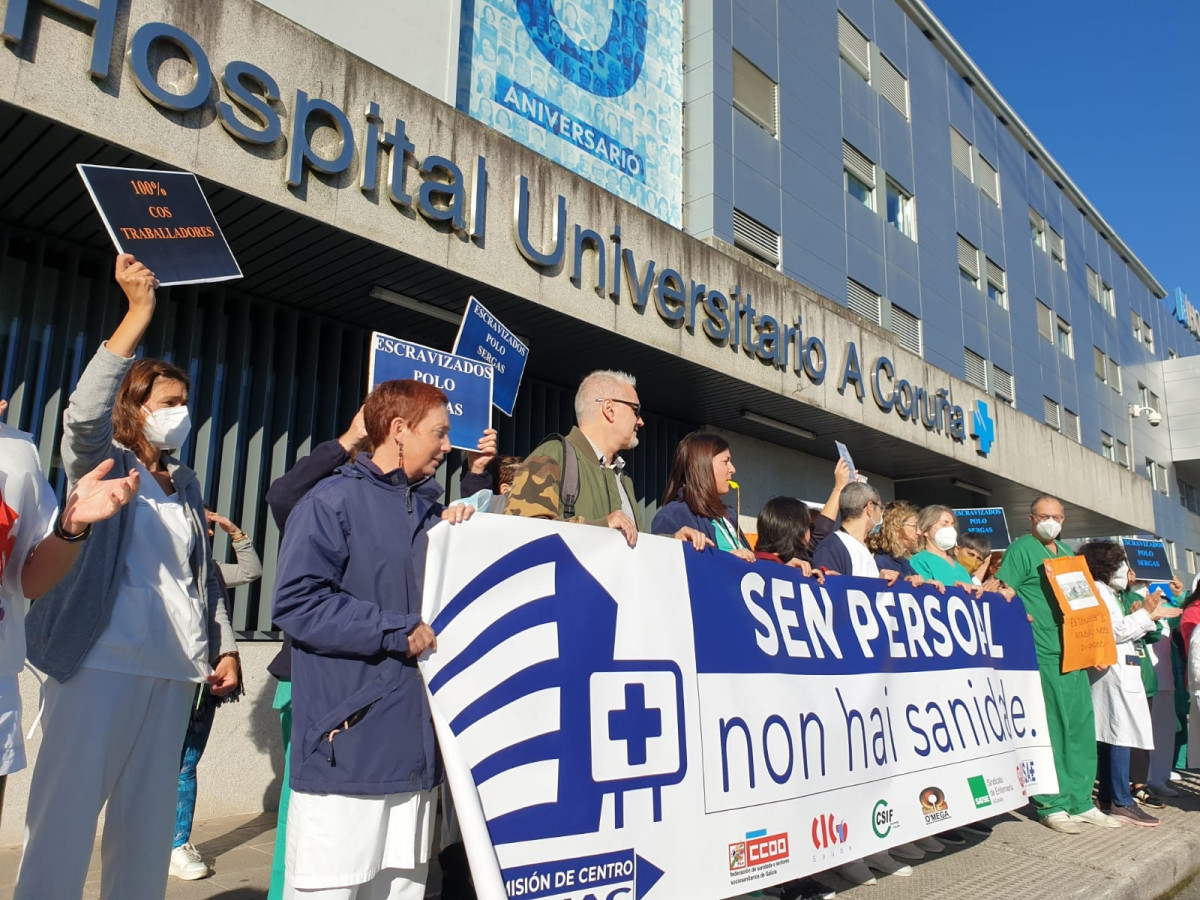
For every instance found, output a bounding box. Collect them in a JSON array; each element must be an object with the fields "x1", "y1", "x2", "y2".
[
  {"x1": 16, "y1": 255, "x2": 240, "y2": 900},
  {"x1": 909, "y1": 505, "x2": 984, "y2": 596},
  {"x1": 1078, "y1": 541, "x2": 1180, "y2": 828}
]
